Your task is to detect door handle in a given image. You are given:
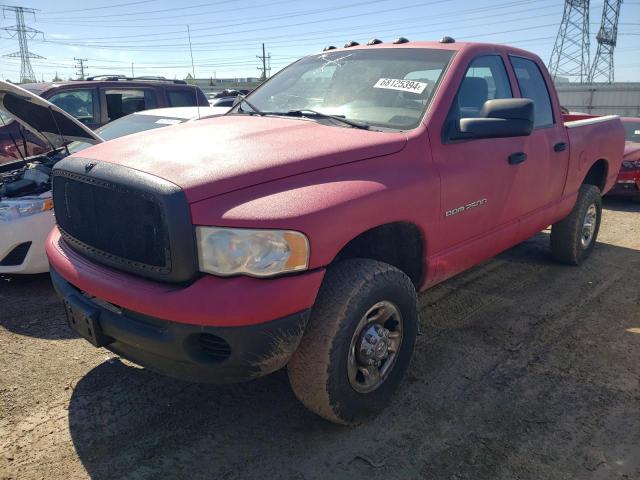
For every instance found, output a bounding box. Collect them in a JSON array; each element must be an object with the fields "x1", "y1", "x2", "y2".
[
  {"x1": 508, "y1": 152, "x2": 527, "y2": 165},
  {"x1": 554, "y1": 142, "x2": 567, "y2": 152}
]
